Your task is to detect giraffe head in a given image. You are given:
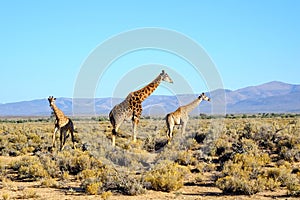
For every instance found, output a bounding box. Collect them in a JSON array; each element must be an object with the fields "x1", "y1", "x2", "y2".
[
  {"x1": 198, "y1": 93, "x2": 210, "y2": 101},
  {"x1": 160, "y1": 70, "x2": 173, "y2": 83},
  {"x1": 48, "y1": 96, "x2": 56, "y2": 107}
]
